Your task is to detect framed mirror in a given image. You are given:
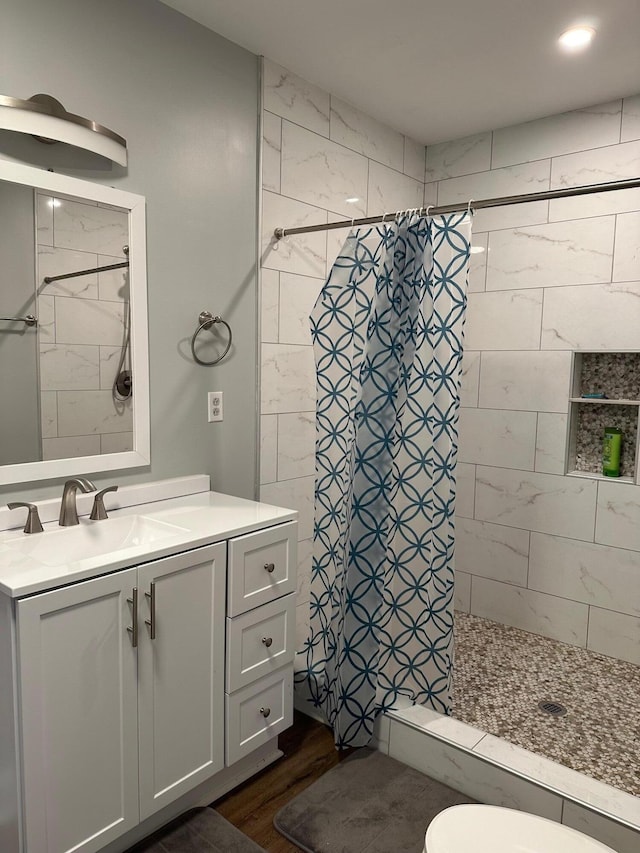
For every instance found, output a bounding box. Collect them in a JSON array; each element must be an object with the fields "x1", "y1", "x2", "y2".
[{"x1": 0, "y1": 160, "x2": 149, "y2": 485}]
